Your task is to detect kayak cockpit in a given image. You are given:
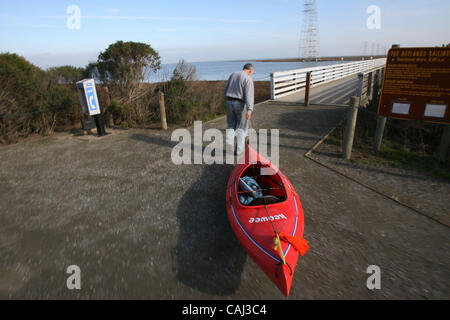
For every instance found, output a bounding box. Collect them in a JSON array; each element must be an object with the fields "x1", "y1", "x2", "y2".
[{"x1": 237, "y1": 163, "x2": 288, "y2": 206}]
